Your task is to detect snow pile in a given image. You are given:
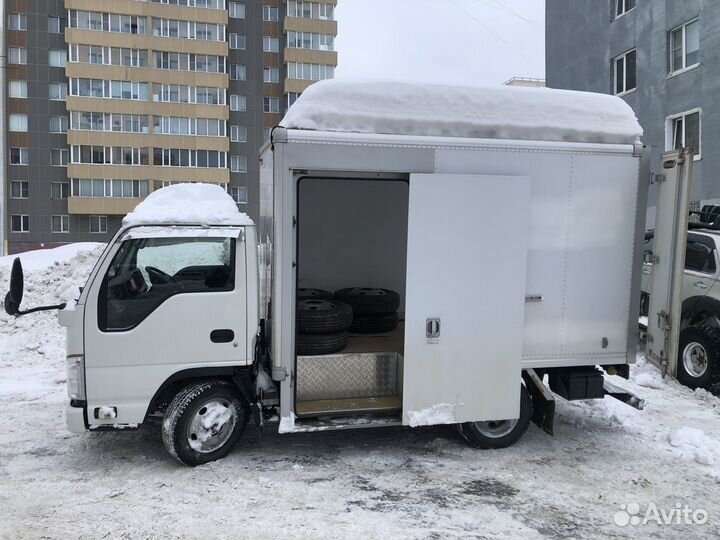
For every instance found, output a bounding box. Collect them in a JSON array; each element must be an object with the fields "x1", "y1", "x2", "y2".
[
  {"x1": 668, "y1": 426, "x2": 720, "y2": 466},
  {"x1": 407, "y1": 403, "x2": 457, "y2": 427},
  {"x1": 122, "y1": 183, "x2": 253, "y2": 228},
  {"x1": 0, "y1": 243, "x2": 103, "y2": 272},
  {"x1": 281, "y1": 79, "x2": 643, "y2": 145}
]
